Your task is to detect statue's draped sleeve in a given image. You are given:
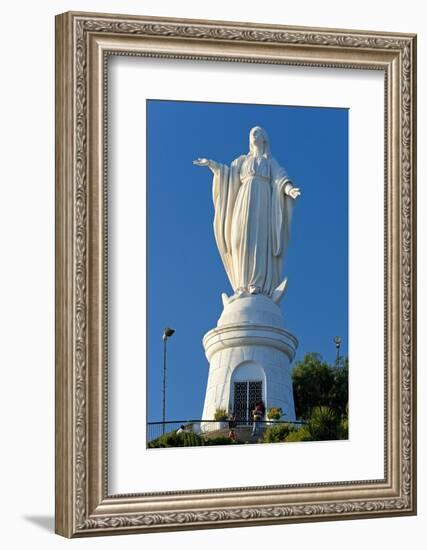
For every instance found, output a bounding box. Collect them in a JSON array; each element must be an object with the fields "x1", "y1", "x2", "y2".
[
  {"x1": 270, "y1": 157, "x2": 294, "y2": 258},
  {"x1": 212, "y1": 155, "x2": 245, "y2": 288}
]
